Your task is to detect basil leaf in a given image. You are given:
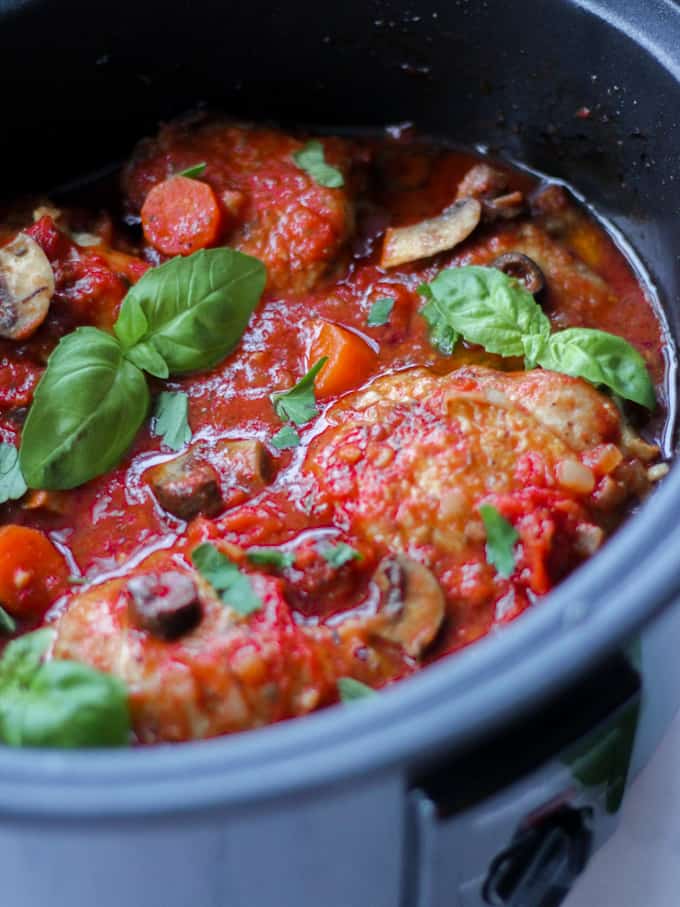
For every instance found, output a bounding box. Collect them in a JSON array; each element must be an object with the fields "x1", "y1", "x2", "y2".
[
  {"x1": 271, "y1": 358, "x2": 328, "y2": 425},
  {"x1": 479, "y1": 504, "x2": 518, "y2": 579},
  {"x1": 115, "y1": 248, "x2": 266, "y2": 374},
  {"x1": 271, "y1": 425, "x2": 301, "y2": 449},
  {"x1": 124, "y1": 341, "x2": 169, "y2": 379},
  {"x1": 338, "y1": 677, "x2": 377, "y2": 702},
  {"x1": 319, "y1": 541, "x2": 360, "y2": 567},
  {"x1": 19, "y1": 327, "x2": 150, "y2": 490},
  {"x1": 0, "y1": 605, "x2": 15, "y2": 635},
  {"x1": 177, "y1": 162, "x2": 207, "y2": 179},
  {"x1": 246, "y1": 547, "x2": 295, "y2": 569},
  {"x1": 0, "y1": 443, "x2": 27, "y2": 504},
  {"x1": 420, "y1": 293, "x2": 459, "y2": 355},
  {"x1": 0, "y1": 629, "x2": 130, "y2": 748},
  {"x1": 151, "y1": 391, "x2": 192, "y2": 451},
  {"x1": 367, "y1": 297, "x2": 394, "y2": 327},
  {"x1": 536, "y1": 328, "x2": 656, "y2": 409},
  {"x1": 191, "y1": 543, "x2": 262, "y2": 616},
  {"x1": 424, "y1": 266, "x2": 550, "y2": 357},
  {"x1": 292, "y1": 140, "x2": 344, "y2": 189}
]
